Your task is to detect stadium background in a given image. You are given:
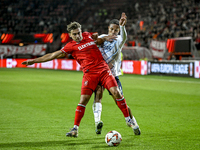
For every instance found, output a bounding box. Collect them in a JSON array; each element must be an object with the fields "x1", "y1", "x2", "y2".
[
  {"x1": 1, "y1": 0, "x2": 200, "y2": 78},
  {"x1": 0, "y1": 0, "x2": 200, "y2": 53},
  {"x1": 0, "y1": 1, "x2": 200, "y2": 149}
]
